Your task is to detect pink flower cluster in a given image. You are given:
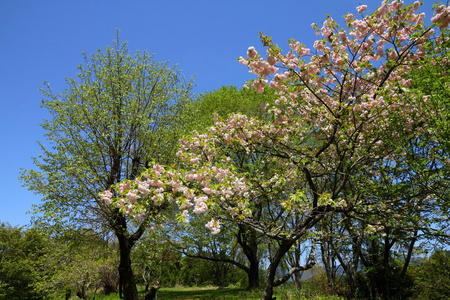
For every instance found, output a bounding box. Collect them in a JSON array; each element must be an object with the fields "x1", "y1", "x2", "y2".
[
  {"x1": 205, "y1": 219, "x2": 221, "y2": 235},
  {"x1": 230, "y1": 0, "x2": 449, "y2": 211},
  {"x1": 432, "y1": 4, "x2": 450, "y2": 29},
  {"x1": 99, "y1": 190, "x2": 113, "y2": 205},
  {"x1": 99, "y1": 163, "x2": 190, "y2": 221},
  {"x1": 356, "y1": 5, "x2": 367, "y2": 14}
]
